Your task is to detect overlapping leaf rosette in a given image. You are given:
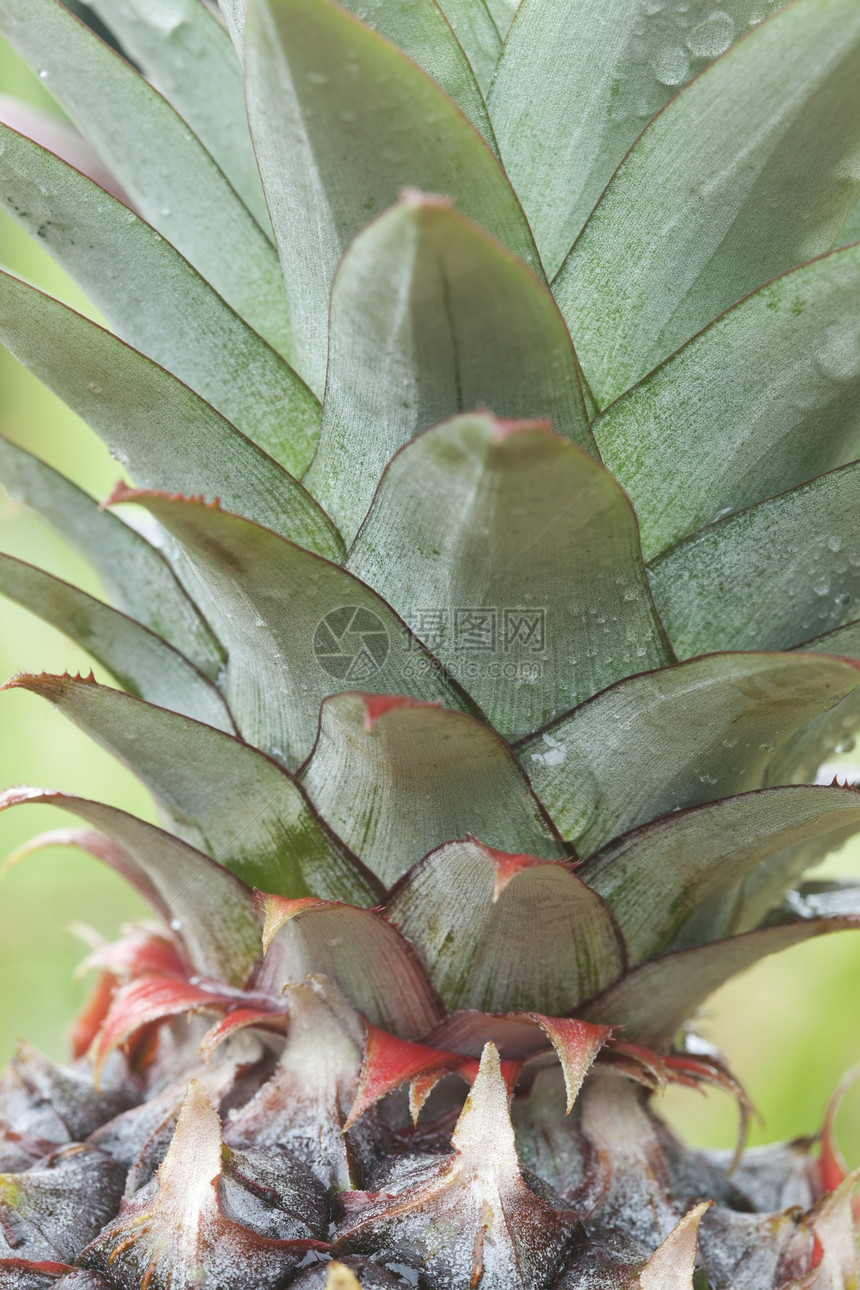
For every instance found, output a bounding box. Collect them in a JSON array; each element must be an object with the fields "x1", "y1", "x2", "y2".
[{"x1": 0, "y1": 0, "x2": 859, "y2": 1286}]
